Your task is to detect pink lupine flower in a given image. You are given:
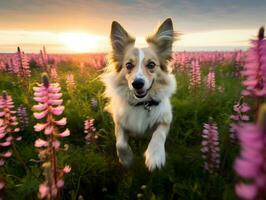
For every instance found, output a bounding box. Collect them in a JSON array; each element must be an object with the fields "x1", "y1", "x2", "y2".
[
  {"x1": 56, "y1": 180, "x2": 64, "y2": 188},
  {"x1": 54, "y1": 118, "x2": 67, "y2": 126},
  {"x1": 35, "y1": 139, "x2": 48, "y2": 148},
  {"x1": 233, "y1": 50, "x2": 245, "y2": 77},
  {"x1": 0, "y1": 121, "x2": 9, "y2": 164},
  {"x1": 0, "y1": 91, "x2": 21, "y2": 142},
  {"x1": 39, "y1": 183, "x2": 49, "y2": 199},
  {"x1": 241, "y1": 27, "x2": 266, "y2": 120},
  {"x1": 17, "y1": 105, "x2": 29, "y2": 131},
  {"x1": 39, "y1": 46, "x2": 49, "y2": 71},
  {"x1": 32, "y1": 74, "x2": 70, "y2": 199},
  {"x1": 15, "y1": 47, "x2": 31, "y2": 77},
  {"x1": 229, "y1": 97, "x2": 250, "y2": 143},
  {"x1": 11, "y1": 57, "x2": 20, "y2": 76},
  {"x1": 0, "y1": 61, "x2": 5, "y2": 71},
  {"x1": 79, "y1": 62, "x2": 85, "y2": 73},
  {"x1": 59, "y1": 129, "x2": 70, "y2": 137},
  {"x1": 21, "y1": 52, "x2": 30, "y2": 77},
  {"x1": 87, "y1": 54, "x2": 107, "y2": 69},
  {"x1": 90, "y1": 98, "x2": 98, "y2": 111},
  {"x1": 207, "y1": 70, "x2": 216, "y2": 91},
  {"x1": 66, "y1": 73, "x2": 75, "y2": 92},
  {"x1": 190, "y1": 59, "x2": 201, "y2": 89},
  {"x1": 234, "y1": 104, "x2": 266, "y2": 200},
  {"x1": 201, "y1": 119, "x2": 220, "y2": 173},
  {"x1": 169, "y1": 53, "x2": 179, "y2": 73},
  {"x1": 50, "y1": 65, "x2": 58, "y2": 82},
  {"x1": 235, "y1": 50, "x2": 245, "y2": 67},
  {"x1": 6, "y1": 58, "x2": 15, "y2": 74},
  {"x1": 0, "y1": 91, "x2": 21, "y2": 194},
  {"x1": 179, "y1": 52, "x2": 190, "y2": 72},
  {"x1": 242, "y1": 27, "x2": 266, "y2": 97},
  {"x1": 84, "y1": 118, "x2": 97, "y2": 144},
  {"x1": 63, "y1": 165, "x2": 71, "y2": 173},
  {"x1": 242, "y1": 28, "x2": 266, "y2": 107},
  {"x1": 0, "y1": 181, "x2": 4, "y2": 190},
  {"x1": 1, "y1": 151, "x2": 12, "y2": 158}
]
